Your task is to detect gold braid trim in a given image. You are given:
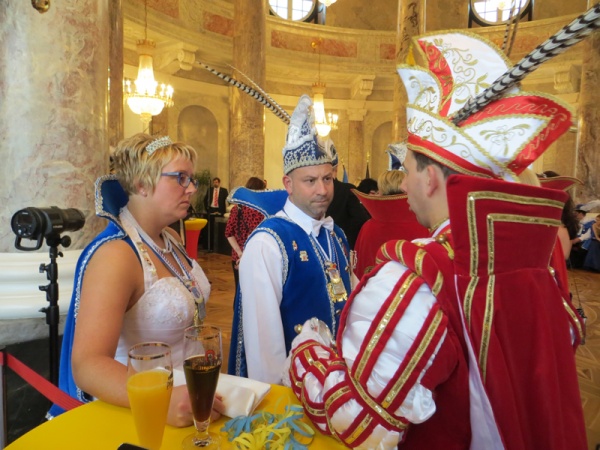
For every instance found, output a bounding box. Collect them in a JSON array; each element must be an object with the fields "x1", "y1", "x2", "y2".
[
  {"x1": 463, "y1": 277, "x2": 479, "y2": 328},
  {"x1": 345, "y1": 414, "x2": 375, "y2": 446},
  {"x1": 431, "y1": 270, "x2": 444, "y2": 296},
  {"x1": 291, "y1": 371, "x2": 302, "y2": 389},
  {"x1": 290, "y1": 342, "x2": 321, "y2": 388},
  {"x1": 294, "y1": 341, "x2": 320, "y2": 355},
  {"x1": 301, "y1": 391, "x2": 326, "y2": 418},
  {"x1": 467, "y1": 194, "x2": 479, "y2": 278},
  {"x1": 562, "y1": 297, "x2": 583, "y2": 342},
  {"x1": 440, "y1": 240, "x2": 455, "y2": 260},
  {"x1": 302, "y1": 387, "x2": 340, "y2": 439},
  {"x1": 414, "y1": 248, "x2": 426, "y2": 276},
  {"x1": 377, "y1": 236, "x2": 452, "y2": 283},
  {"x1": 346, "y1": 377, "x2": 409, "y2": 430},
  {"x1": 394, "y1": 240, "x2": 407, "y2": 264},
  {"x1": 382, "y1": 309, "x2": 445, "y2": 408},
  {"x1": 324, "y1": 386, "x2": 352, "y2": 433},
  {"x1": 377, "y1": 239, "x2": 401, "y2": 266},
  {"x1": 330, "y1": 360, "x2": 346, "y2": 369},
  {"x1": 479, "y1": 275, "x2": 495, "y2": 382},
  {"x1": 313, "y1": 360, "x2": 327, "y2": 377},
  {"x1": 302, "y1": 348, "x2": 315, "y2": 365},
  {"x1": 354, "y1": 273, "x2": 418, "y2": 379}
]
